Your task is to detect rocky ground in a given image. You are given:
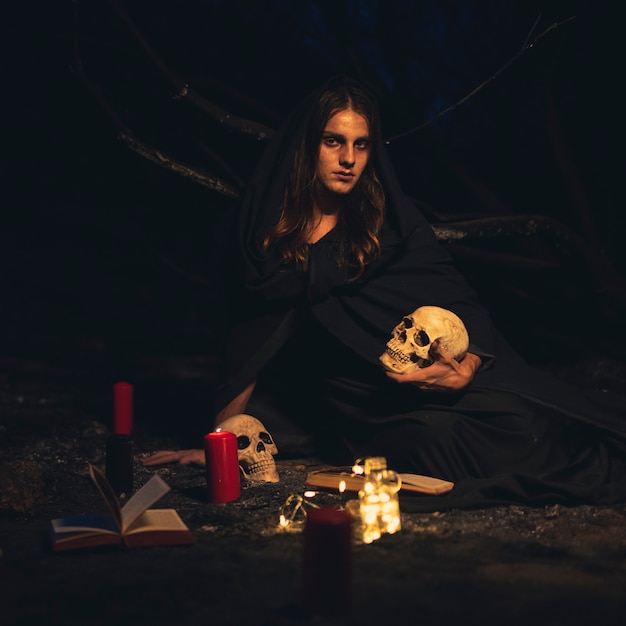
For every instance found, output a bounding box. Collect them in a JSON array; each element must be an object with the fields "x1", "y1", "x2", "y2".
[{"x1": 2, "y1": 352, "x2": 626, "y2": 626}]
